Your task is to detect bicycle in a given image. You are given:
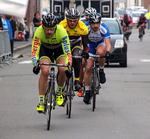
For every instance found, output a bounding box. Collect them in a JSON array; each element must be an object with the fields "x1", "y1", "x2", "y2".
[
  {"x1": 138, "y1": 24, "x2": 145, "y2": 41},
  {"x1": 88, "y1": 54, "x2": 105, "y2": 111},
  {"x1": 38, "y1": 60, "x2": 74, "y2": 130}
]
